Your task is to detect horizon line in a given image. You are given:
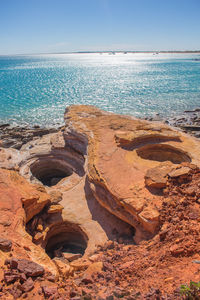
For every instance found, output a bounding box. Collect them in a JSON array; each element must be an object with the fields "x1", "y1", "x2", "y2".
[{"x1": 0, "y1": 50, "x2": 200, "y2": 56}]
